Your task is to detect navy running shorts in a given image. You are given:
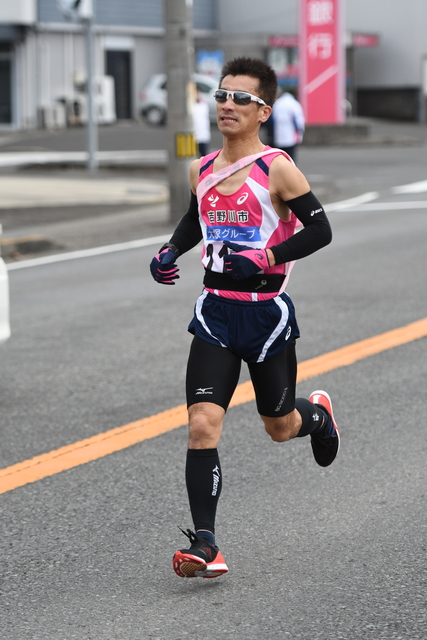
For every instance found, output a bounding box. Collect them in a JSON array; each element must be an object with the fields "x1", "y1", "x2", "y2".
[{"x1": 188, "y1": 290, "x2": 300, "y2": 364}]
